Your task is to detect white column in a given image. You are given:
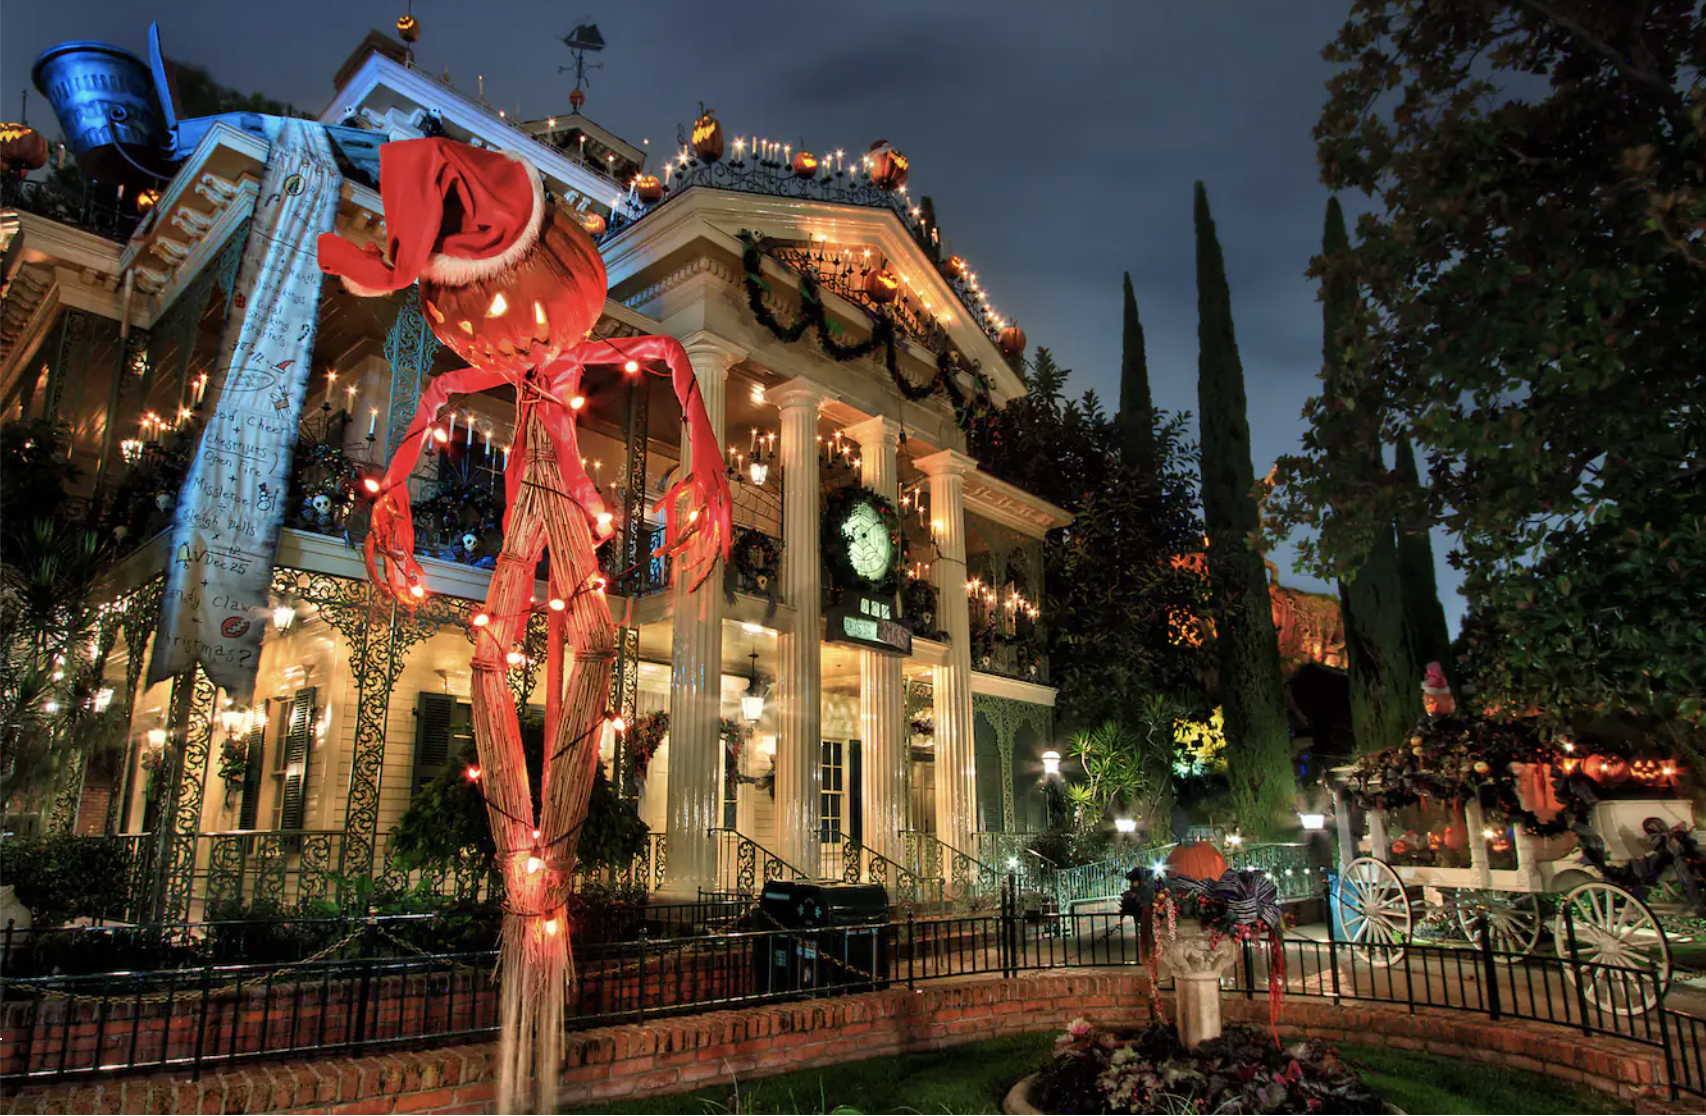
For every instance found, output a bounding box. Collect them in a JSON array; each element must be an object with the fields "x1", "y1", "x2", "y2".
[
  {"x1": 769, "y1": 377, "x2": 834, "y2": 878},
  {"x1": 915, "y1": 449, "x2": 978, "y2": 854},
  {"x1": 843, "y1": 415, "x2": 906, "y2": 864},
  {"x1": 662, "y1": 332, "x2": 743, "y2": 898}
]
